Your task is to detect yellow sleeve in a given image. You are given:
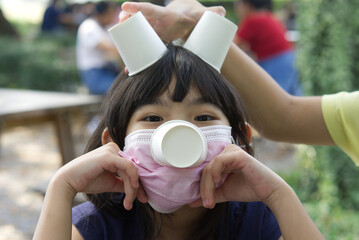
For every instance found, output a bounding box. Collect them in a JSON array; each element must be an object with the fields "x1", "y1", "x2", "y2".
[{"x1": 322, "y1": 91, "x2": 359, "y2": 166}]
